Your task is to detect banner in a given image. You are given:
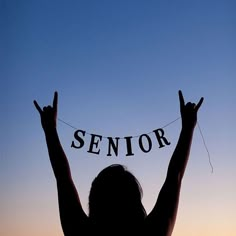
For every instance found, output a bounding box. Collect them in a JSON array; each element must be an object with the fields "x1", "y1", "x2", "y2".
[
  {"x1": 57, "y1": 117, "x2": 213, "y2": 173},
  {"x1": 71, "y1": 128, "x2": 171, "y2": 156}
]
